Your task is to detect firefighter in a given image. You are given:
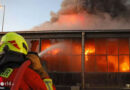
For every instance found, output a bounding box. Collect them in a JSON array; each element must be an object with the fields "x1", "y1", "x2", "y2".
[{"x1": 0, "y1": 32, "x2": 55, "y2": 90}]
